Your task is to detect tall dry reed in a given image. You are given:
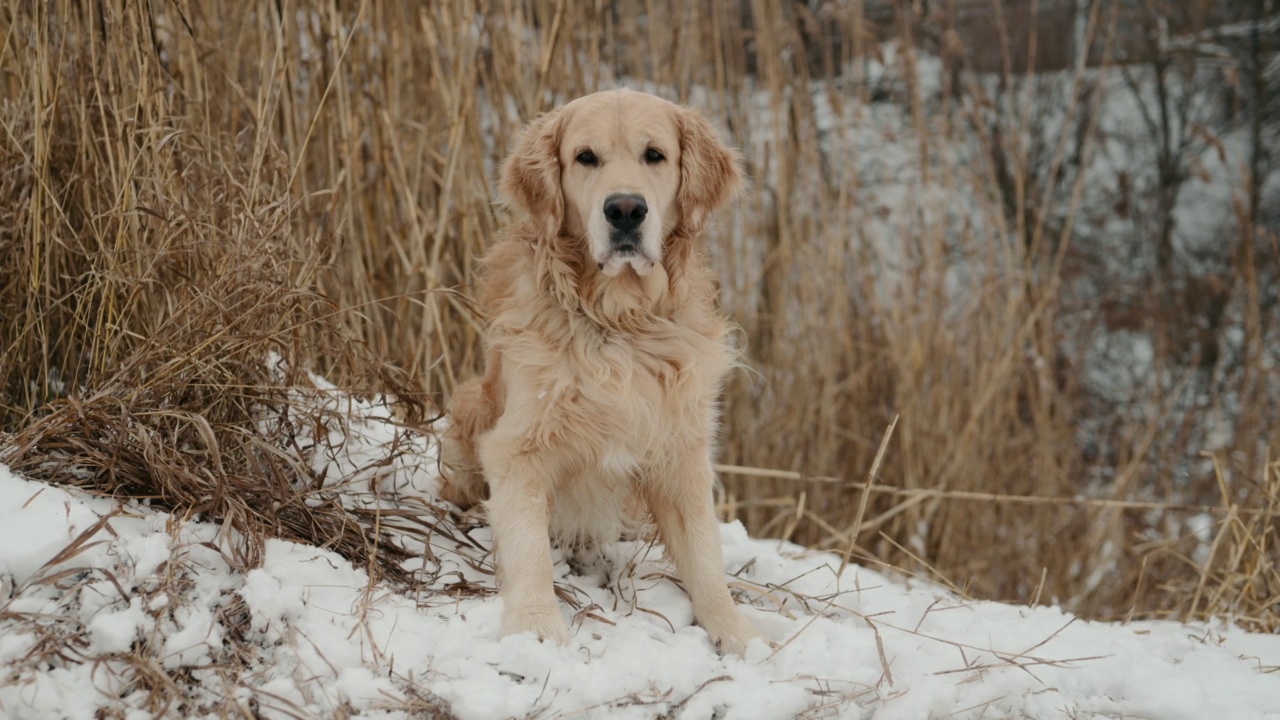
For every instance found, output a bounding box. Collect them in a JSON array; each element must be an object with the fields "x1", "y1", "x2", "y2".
[{"x1": 1, "y1": 0, "x2": 1275, "y2": 629}]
